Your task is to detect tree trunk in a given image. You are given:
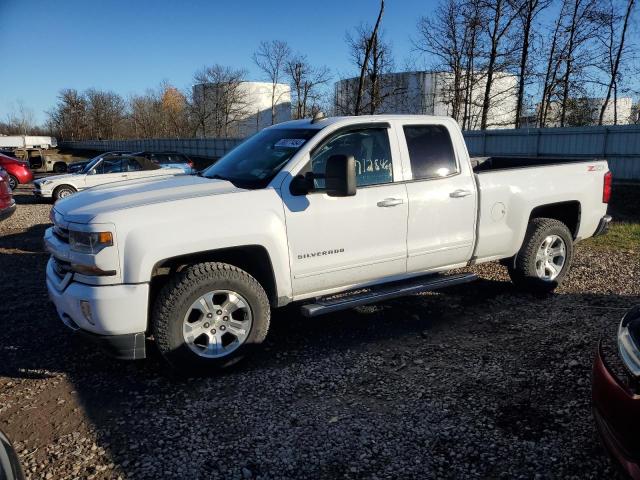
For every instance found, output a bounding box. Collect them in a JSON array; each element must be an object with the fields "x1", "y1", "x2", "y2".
[
  {"x1": 355, "y1": 0, "x2": 384, "y2": 115},
  {"x1": 598, "y1": 0, "x2": 634, "y2": 125}
]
